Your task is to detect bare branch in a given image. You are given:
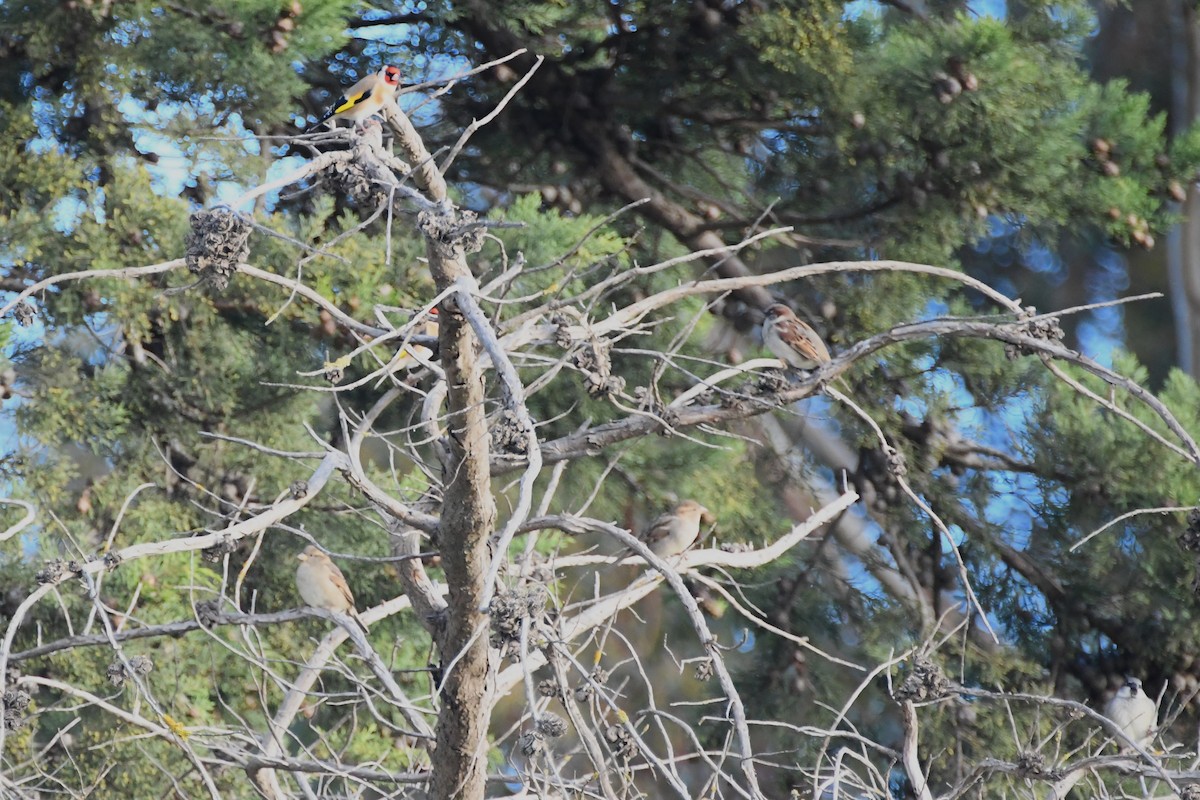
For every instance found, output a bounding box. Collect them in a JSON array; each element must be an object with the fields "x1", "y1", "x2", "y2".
[{"x1": 440, "y1": 56, "x2": 545, "y2": 173}]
